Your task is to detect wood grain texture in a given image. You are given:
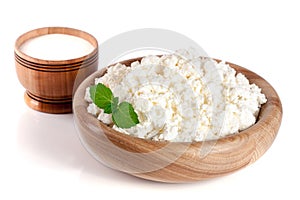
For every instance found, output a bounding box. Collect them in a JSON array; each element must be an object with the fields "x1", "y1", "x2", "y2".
[
  {"x1": 15, "y1": 27, "x2": 98, "y2": 114},
  {"x1": 73, "y1": 58, "x2": 282, "y2": 183}
]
